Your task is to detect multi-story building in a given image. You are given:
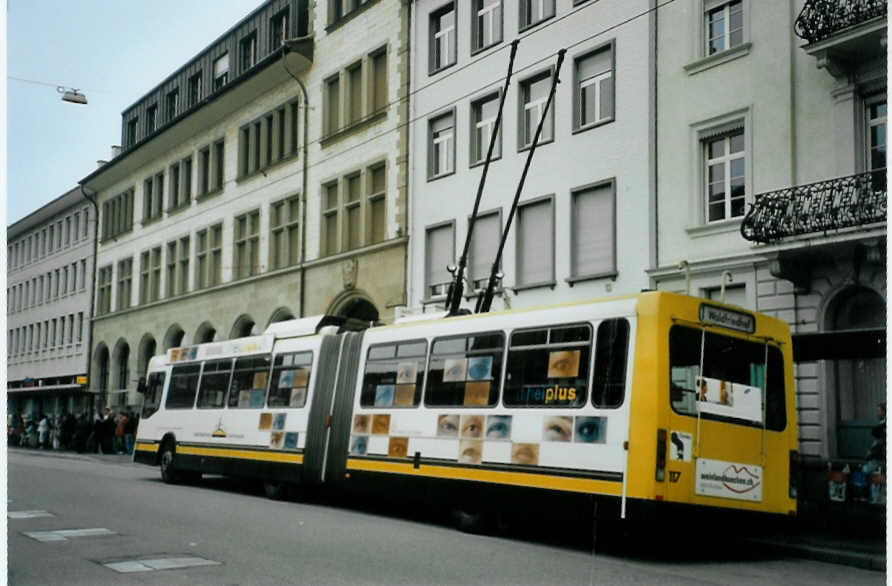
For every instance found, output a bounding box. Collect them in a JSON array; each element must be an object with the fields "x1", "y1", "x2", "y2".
[
  {"x1": 407, "y1": 0, "x2": 656, "y2": 313},
  {"x1": 7, "y1": 186, "x2": 95, "y2": 419},
  {"x1": 79, "y1": 0, "x2": 409, "y2": 408},
  {"x1": 651, "y1": 0, "x2": 885, "y2": 476}
]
